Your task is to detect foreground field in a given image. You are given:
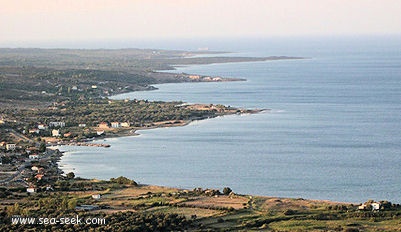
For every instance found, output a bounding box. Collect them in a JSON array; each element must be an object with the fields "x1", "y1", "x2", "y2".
[{"x1": 1, "y1": 178, "x2": 400, "y2": 231}]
